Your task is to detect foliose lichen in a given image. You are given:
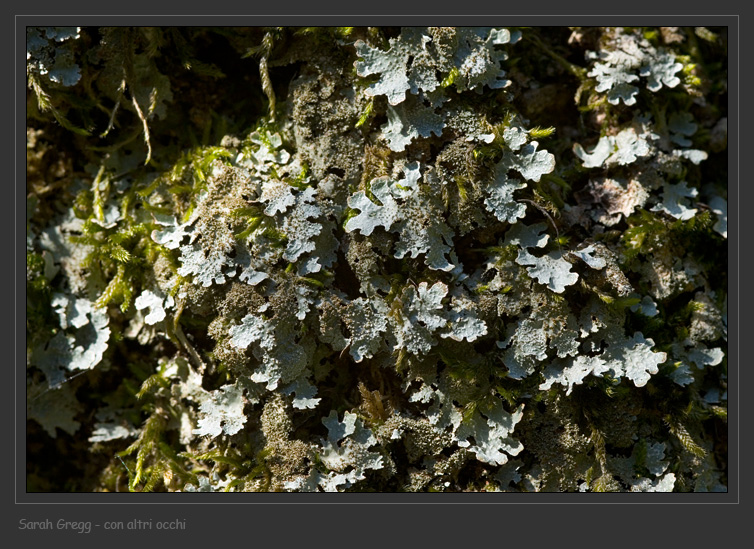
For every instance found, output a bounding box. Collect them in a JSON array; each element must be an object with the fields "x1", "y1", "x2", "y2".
[{"x1": 26, "y1": 26, "x2": 727, "y2": 493}]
